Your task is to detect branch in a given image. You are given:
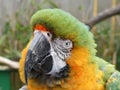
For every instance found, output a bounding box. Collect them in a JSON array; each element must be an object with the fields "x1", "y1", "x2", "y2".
[
  {"x1": 86, "y1": 5, "x2": 120, "y2": 29},
  {"x1": 0, "y1": 56, "x2": 19, "y2": 69}
]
